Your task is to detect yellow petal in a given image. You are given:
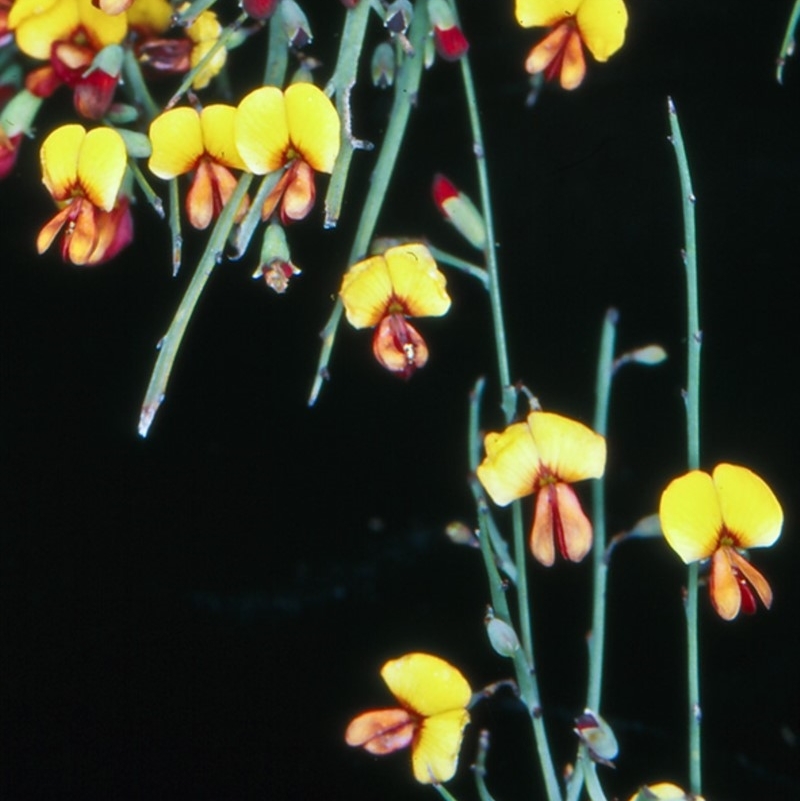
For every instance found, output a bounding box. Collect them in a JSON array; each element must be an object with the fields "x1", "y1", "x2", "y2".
[
  {"x1": 148, "y1": 107, "x2": 204, "y2": 179},
  {"x1": 190, "y1": 38, "x2": 227, "y2": 90},
  {"x1": 381, "y1": 653, "x2": 471, "y2": 718},
  {"x1": 709, "y1": 547, "x2": 741, "y2": 620},
  {"x1": 477, "y1": 421, "x2": 541, "y2": 506},
  {"x1": 528, "y1": 411, "x2": 606, "y2": 483},
  {"x1": 10, "y1": 0, "x2": 80, "y2": 60},
  {"x1": 235, "y1": 86, "x2": 290, "y2": 174},
  {"x1": 627, "y1": 784, "x2": 689, "y2": 801},
  {"x1": 575, "y1": 0, "x2": 628, "y2": 62},
  {"x1": 284, "y1": 82, "x2": 340, "y2": 174},
  {"x1": 524, "y1": 23, "x2": 571, "y2": 75},
  {"x1": 36, "y1": 206, "x2": 72, "y2": 255},
  {"x1": 339, "y1": 255, "x2": 393, "y2": 328},
  {"x1": 712, "y1": 463, "x2": 783, "y2": 549},
  {"x1": 412, "y1": 709, "x2": 470, "y2": 784},
  {"x1": 41, "y1": 123, "x2": 85, "y2": 201},
  {"x1": 530, "y1": 483, "x2": 593, "y2": 565},
  {"x1": 384, "y1": 244, "x2": 451, "y2": 318},
  {"x1": 200, "y1": 104, "x2": 246, "y2": 170},
  {"x1": 559, "y1": 27, "x2": 586, "y2": 90},
  {"x1": 65, "y1": 198, "x2": 100, "y2": 266},
  {"x1": 125, "y1": 0, "x2": 173, "y2": 34},
  {"x1": 77, "y1": 127, "x2": 126, "y2": 211},
  {"x1": 344, "y1": 708, "x2": 415, "y2": 754},
  {"x1": 659, "y1": 470, "x2": 722, "y2": 563},
  {"x1": 77, "y1": 0, "x2": 128, "y2": 48},
  {"x1": 515, "y1": 0, "x2": 581, "y2": 28},
  {"x1": 531, "y1": 486, "x2": 556, "y2": 566}
]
